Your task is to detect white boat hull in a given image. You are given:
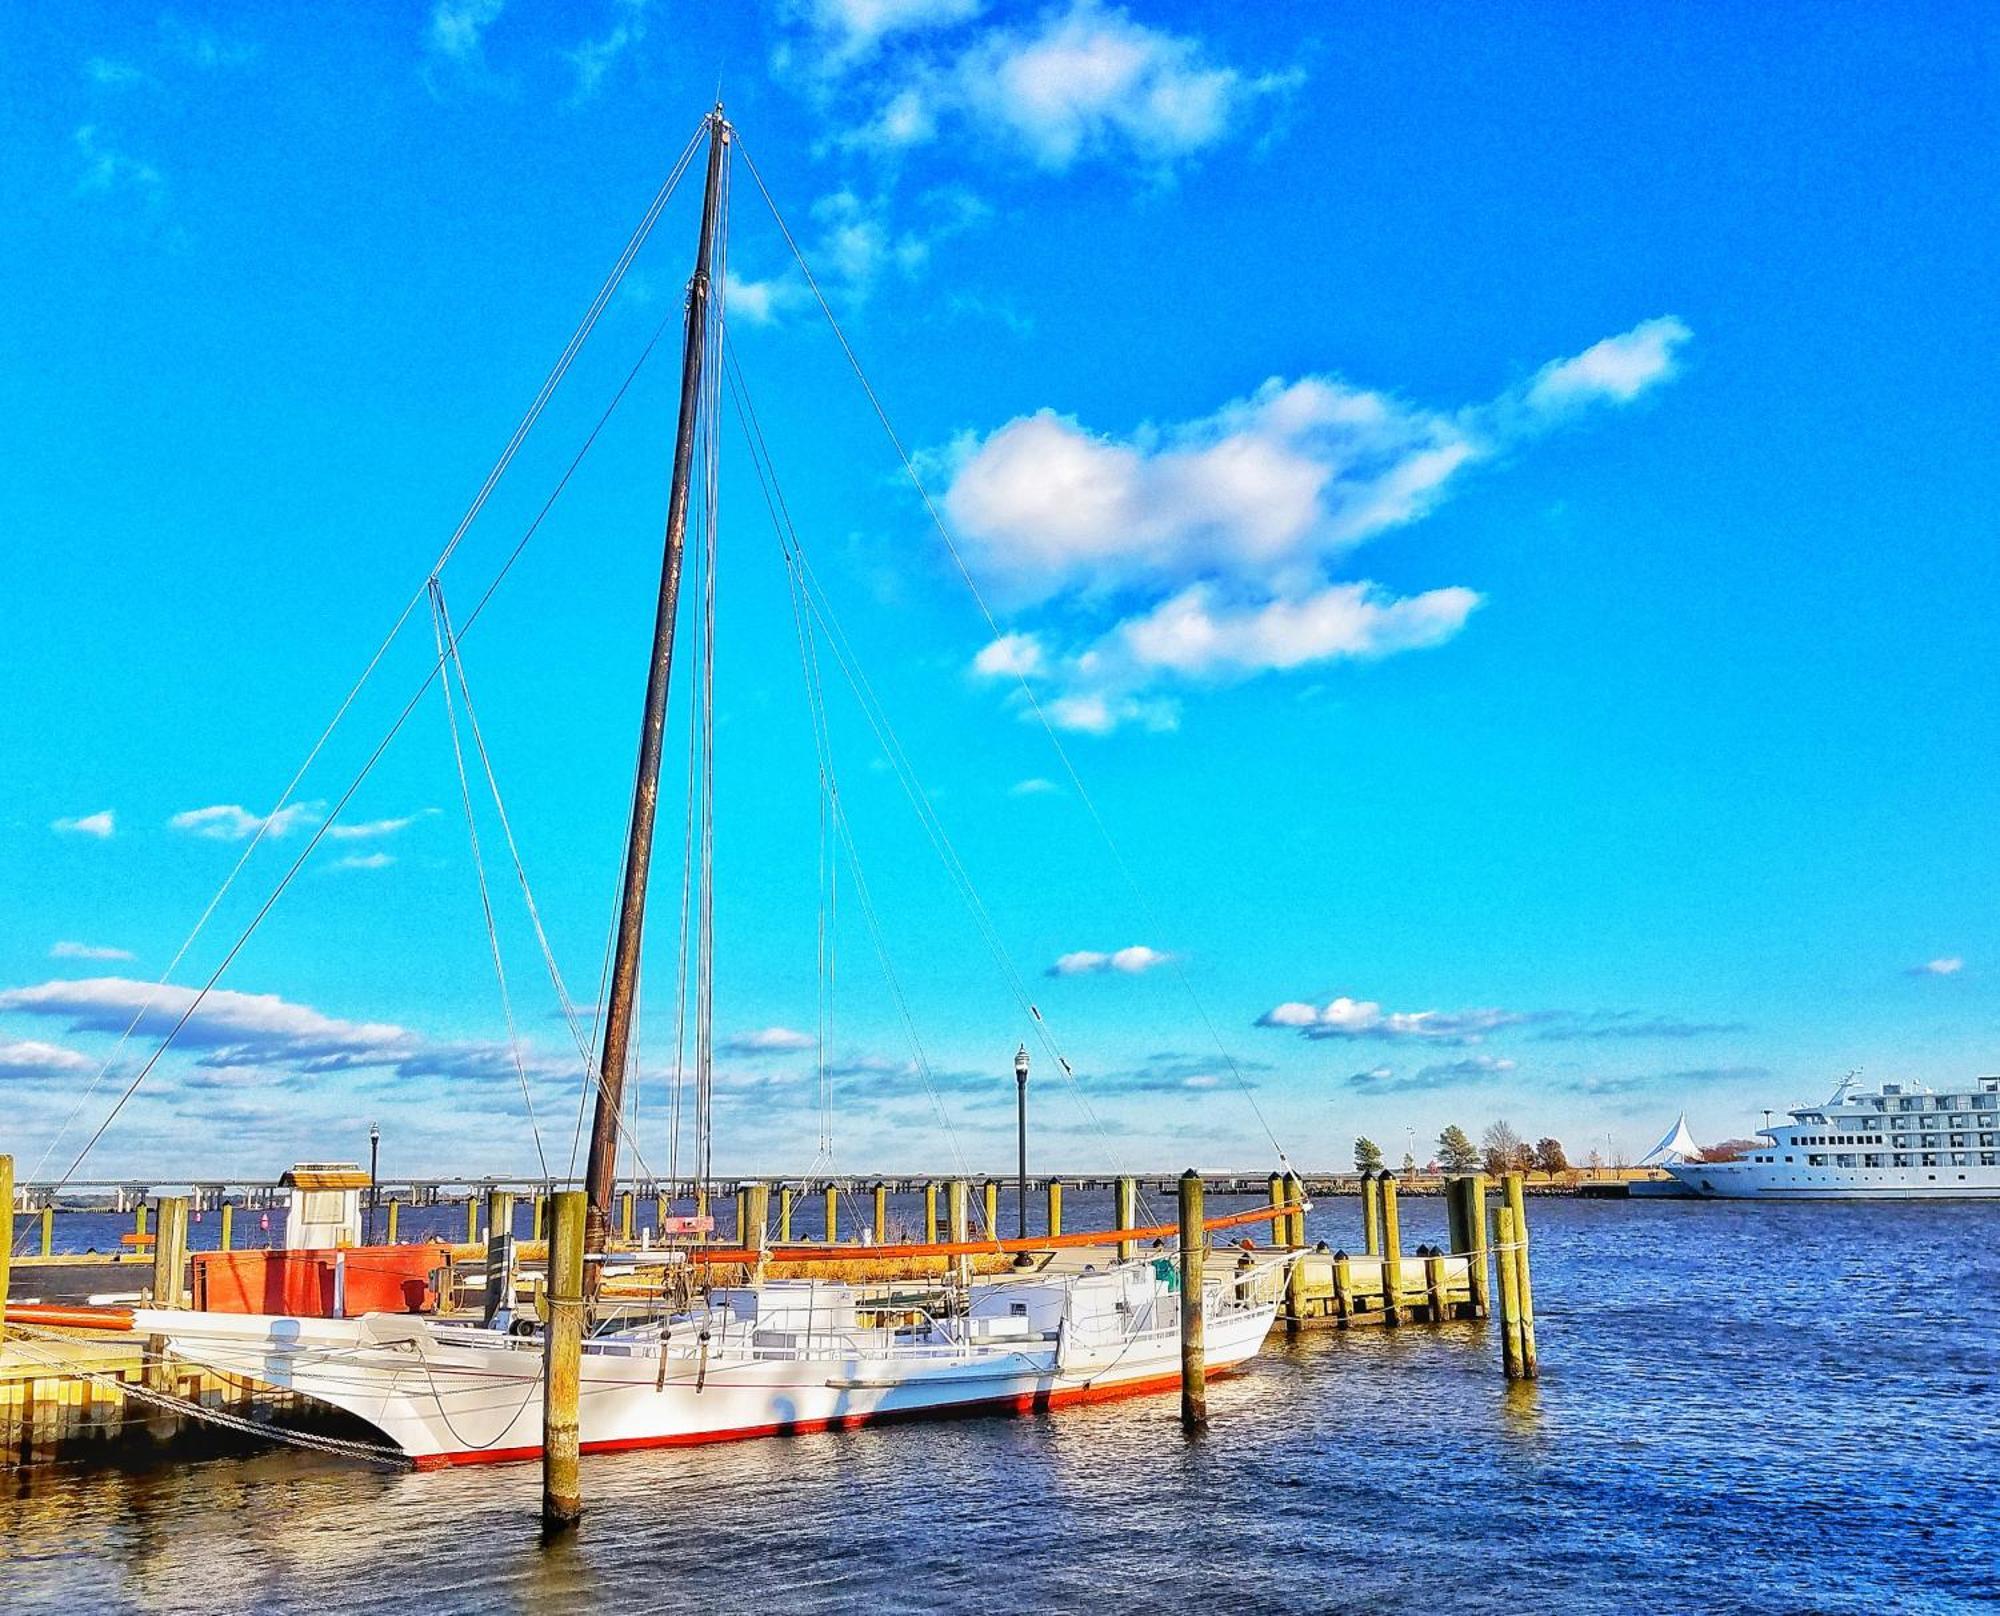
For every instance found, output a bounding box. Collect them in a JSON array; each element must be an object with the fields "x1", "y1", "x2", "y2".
[{"x1": 135, "y1": 1271, "x2": 1277, "y2": 1466}]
